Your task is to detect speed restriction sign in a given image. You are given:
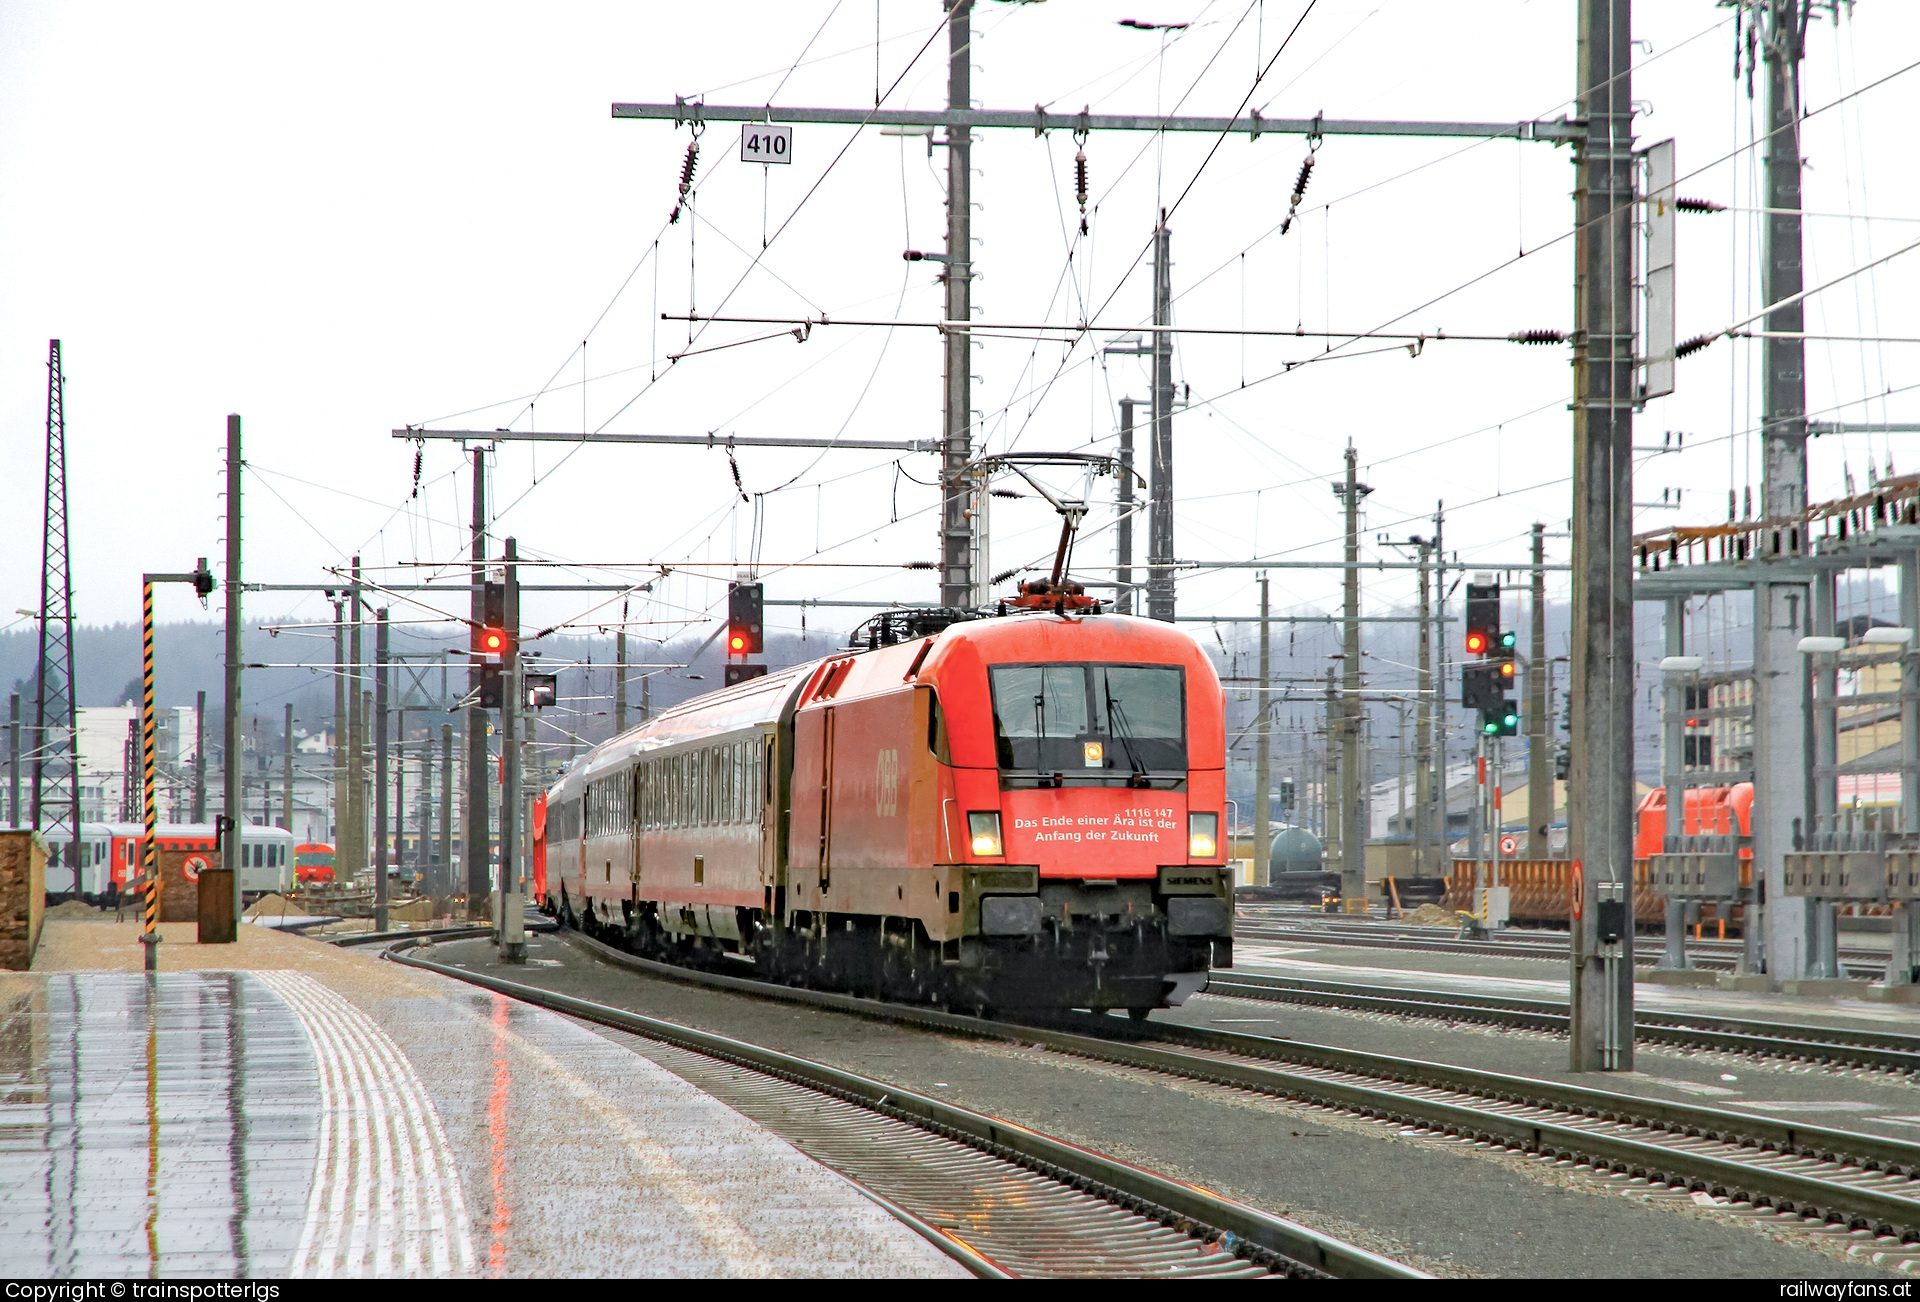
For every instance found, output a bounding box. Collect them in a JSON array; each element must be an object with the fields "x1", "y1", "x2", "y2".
[
  {"x1": 740, "y1": 124, "x2": 792, "y2": 164},
  {"x1": 1498, "y1": 834, "x2": 1519, "y2": 856}
]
